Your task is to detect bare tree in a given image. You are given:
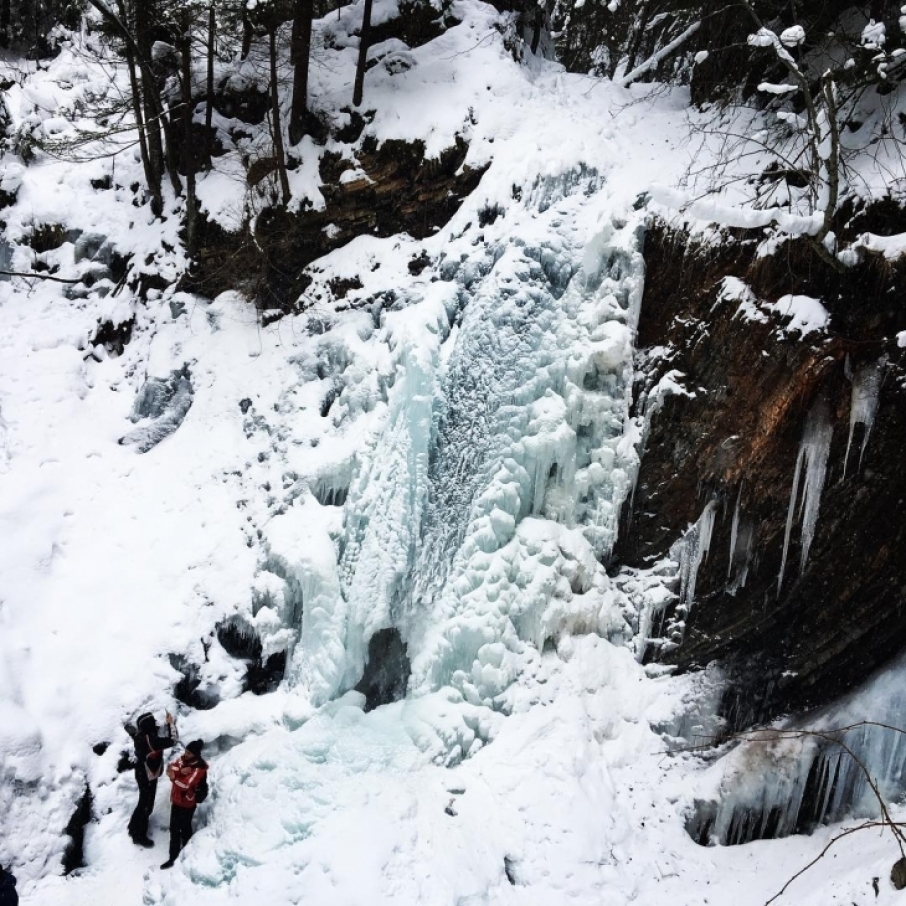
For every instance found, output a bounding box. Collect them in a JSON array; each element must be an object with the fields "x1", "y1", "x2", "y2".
[
  {"x1": 289, "y1": 0, "x2": 314, "y2": 143},
  {"x1": 352, "y1": 0, "x2": 373, "y2": 107}
]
